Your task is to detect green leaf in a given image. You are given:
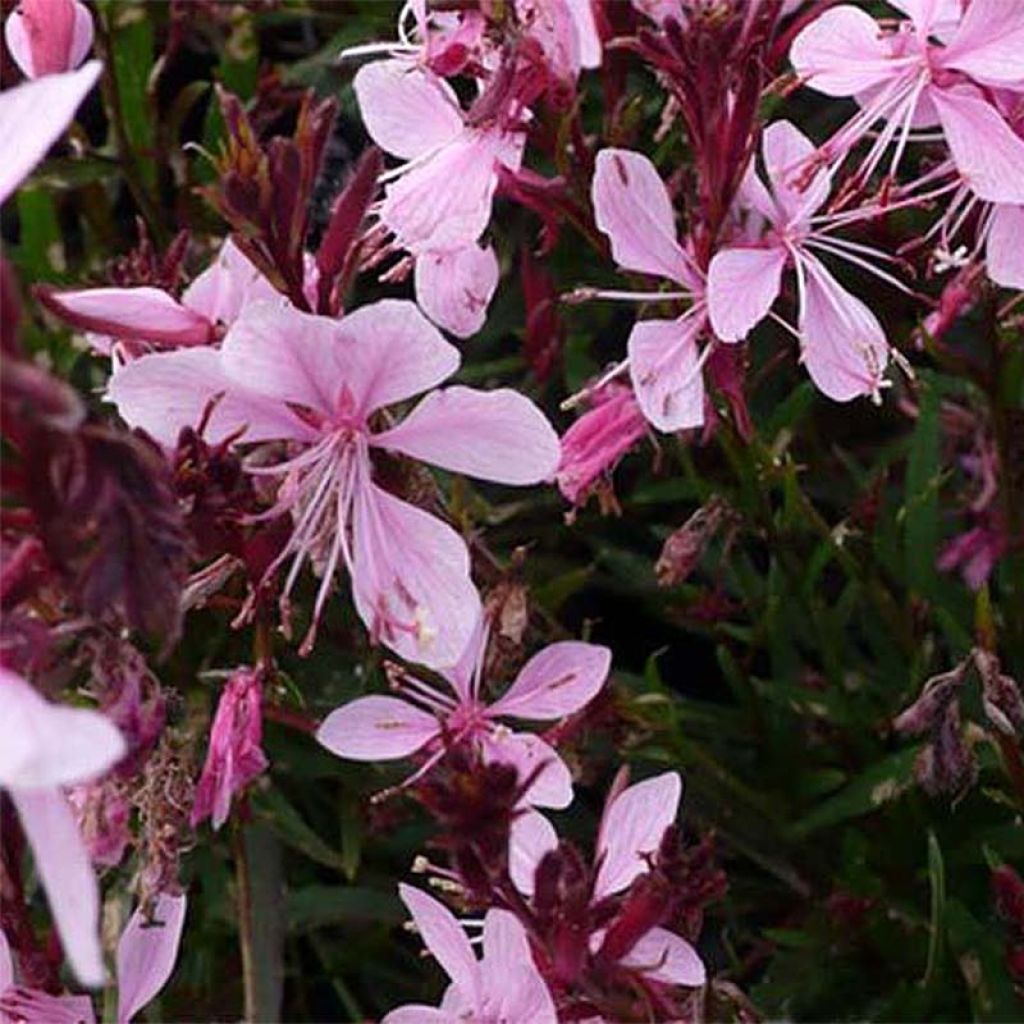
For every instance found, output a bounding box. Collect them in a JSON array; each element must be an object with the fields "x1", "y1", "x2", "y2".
[
  {"x1": 921, "y1": 830, "x2": 946, "y2": 989},
  {"x1": 904, "y1": 372, "x2": 941, "y2": 597},
  {"x1": 253, "y1": 787, "x2": 348, "y2": 873},
  {"x1": 287, "y1": 886, "x2": 402, "y2": 933}
]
